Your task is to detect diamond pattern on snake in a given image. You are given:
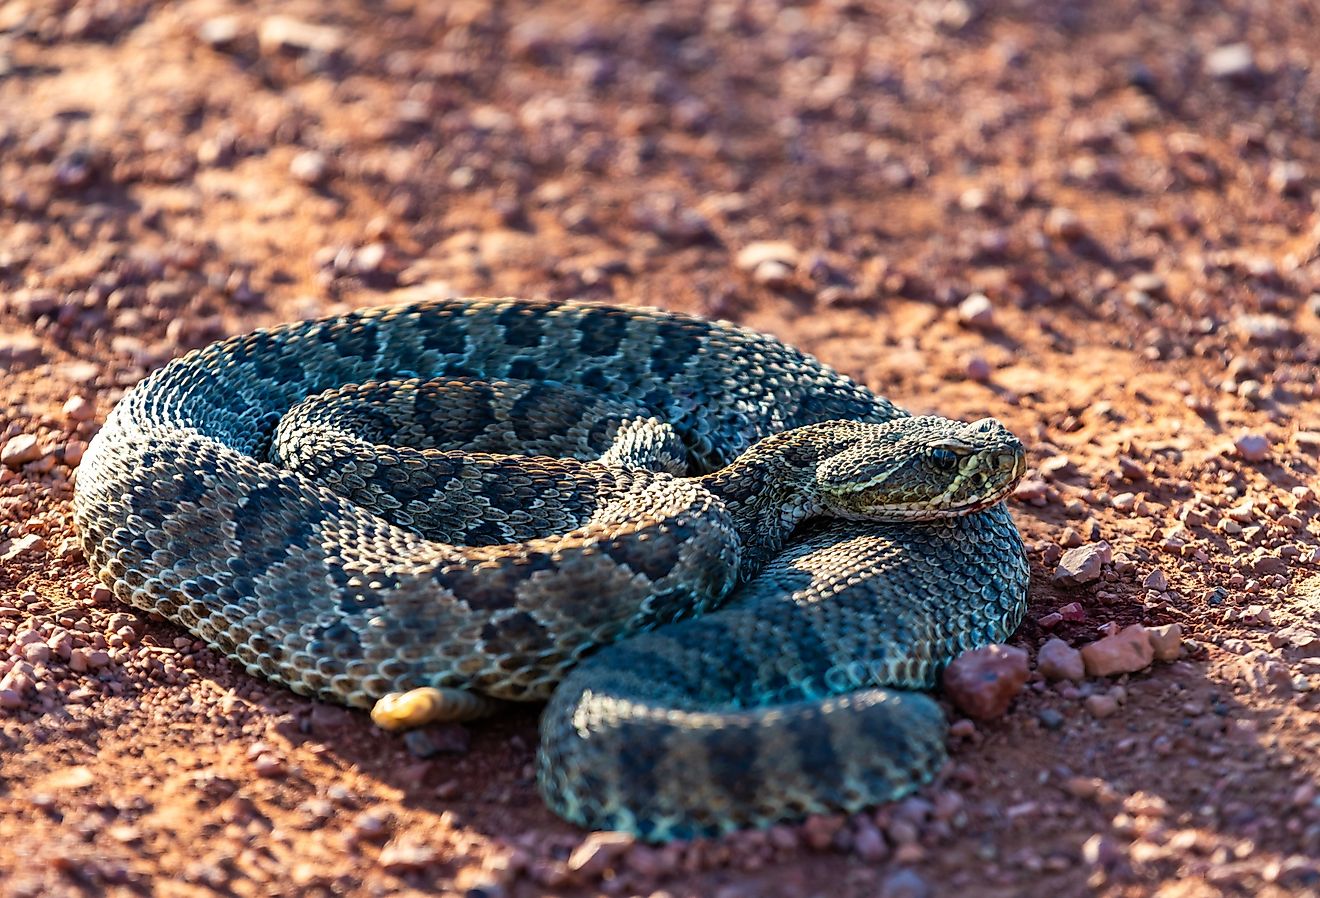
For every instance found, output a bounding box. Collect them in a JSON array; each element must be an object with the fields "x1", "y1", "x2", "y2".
[{"x1": 74, "y1": 297, "x2": 1030, "y2": 840}]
